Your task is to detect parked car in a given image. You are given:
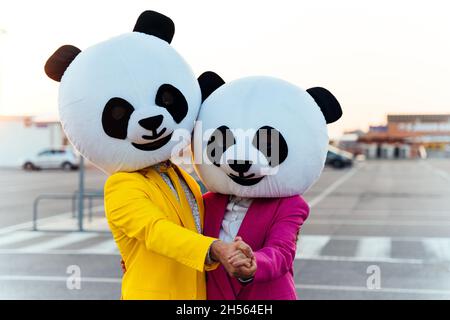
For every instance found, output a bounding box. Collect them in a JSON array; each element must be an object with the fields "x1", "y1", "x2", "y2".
[
  {"x1": 326, "y1": 145, "x2": 354, "y2": 169},
  {"x1": 22, "y1": 148, "x2": 80, "y2": 171}
]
